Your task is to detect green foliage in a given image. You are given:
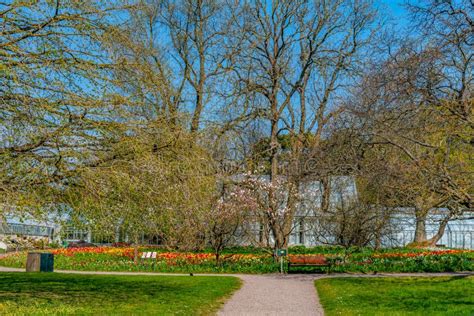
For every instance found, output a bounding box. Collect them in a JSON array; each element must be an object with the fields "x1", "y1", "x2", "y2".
[
  {"x1": 0, "y1": 273, "x2": 241, "y2": 315},
  {"x1": 316, "y1": 276, "x2": 474, "y2": 315},
  {"x1": 328, "y1": 253, "x2": 473, "y2": 273},
  {"x1": 64, "y1": 122, "x2": 217, "y2": 249},
  {"x1": 206, "y1": 246, "x2": 270, "y2": 255},
  {"x1": 247, "y1": 134, "x2": 296, "y2": 172},
  {"x1": 0, "y1": 1, "x2": 126, "y2": 215},
  {"x1": 287, "y1": 245, "x2": 346, "y2": 254}
]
